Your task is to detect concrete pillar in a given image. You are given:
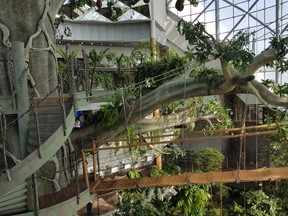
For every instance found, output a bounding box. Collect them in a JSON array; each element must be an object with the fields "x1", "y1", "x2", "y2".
[{"x1": 12, "y1": 41, "x2": 29, "y2": 159}]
